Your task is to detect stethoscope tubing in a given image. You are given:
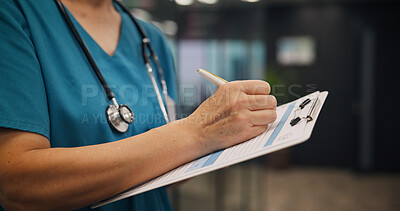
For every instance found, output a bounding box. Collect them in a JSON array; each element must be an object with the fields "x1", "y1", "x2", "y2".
[
  {"x1": 116, "y1": 0, "x2": 170, "y2": 124},
  {"x1": 54, "y1": 0, "x2": 171, "y2": 131},
  {"x1": 54, "y1": 0, "x2": 115, "y2": 101},
  {"x1": 115, "y1": 1, "x2": 169, "y2": 95}
]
